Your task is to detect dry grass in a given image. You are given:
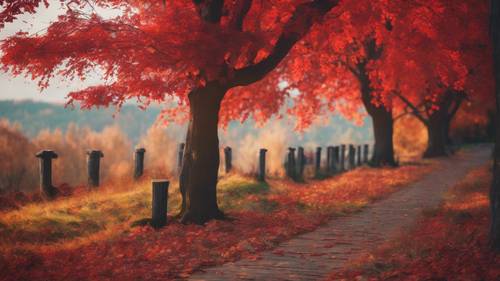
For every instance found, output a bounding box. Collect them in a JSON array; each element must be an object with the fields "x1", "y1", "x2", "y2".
[{"x1": 0, "y1": 160, "x2": 435, "y2": 258}]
